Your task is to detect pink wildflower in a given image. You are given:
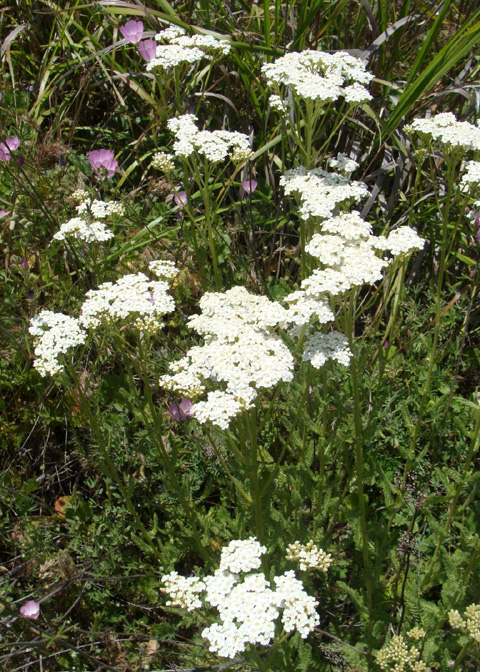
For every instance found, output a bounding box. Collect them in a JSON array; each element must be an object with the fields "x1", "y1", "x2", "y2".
[
  {"x1": 174, "y1": 190, "x2": 187, "y2": 207},
  {"x1": 138, "y1": 39, "x2": 157, "y2": 62},
  {"x1": 0, "y1": 136, "x2": 21, "y2": 161},
  {"x1": 20, "y1": 600, "x2": 40, "y2": 619},
  {"x1": 241, "y1": 179, "x2": 258, "y2": 196},
  {"x1": 88, "y1": 149, "x2": 118, "y2": 178},
  {"x1": 120, "y1": 20, "x2": 144, "y2": 43},
  {"x1": 169, "y1": 398, "x2": 194, "y2": 421}
]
